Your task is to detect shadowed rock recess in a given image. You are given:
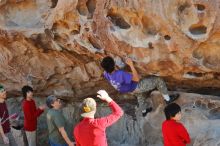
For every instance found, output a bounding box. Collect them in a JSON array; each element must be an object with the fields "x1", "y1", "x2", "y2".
[{"x1": 1, "y1": 0, "x2": 220, "y2": 145}]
